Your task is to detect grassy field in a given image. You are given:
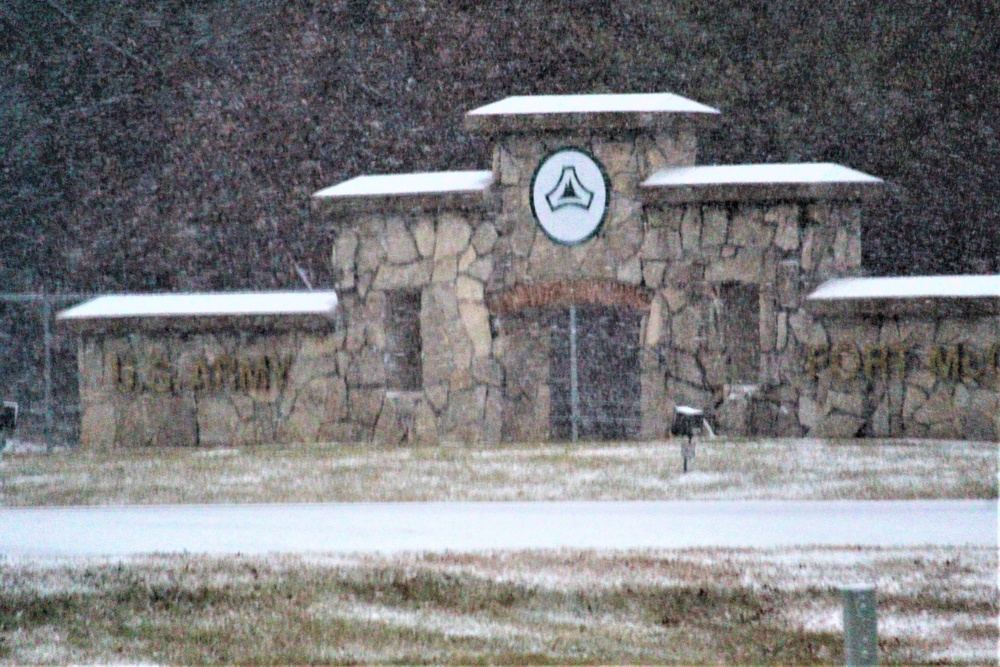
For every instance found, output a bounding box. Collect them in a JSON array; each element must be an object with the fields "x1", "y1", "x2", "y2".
[
  {"x1": 2, "y1": 438, "x2": 996, "y2": 664},
  {"x1": 1, "y1": 438, "x2": 996, "y2": 506},
  {"x1": 1, "y1": 546, "x2": 995, "y2": 665}
]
